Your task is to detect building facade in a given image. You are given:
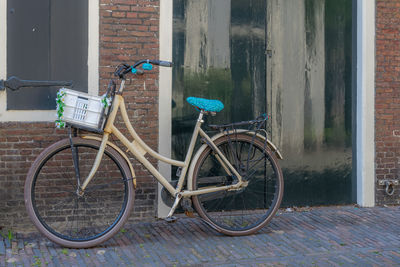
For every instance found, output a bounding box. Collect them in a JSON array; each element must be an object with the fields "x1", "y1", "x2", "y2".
[{"x1": 0, "y1": 0, "x2": 397, "y2": 230}]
